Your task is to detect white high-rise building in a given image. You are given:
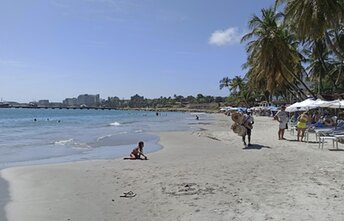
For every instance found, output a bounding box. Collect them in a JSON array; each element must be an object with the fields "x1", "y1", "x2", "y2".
[{"x1": 77, "y1": 94, "x2": 100, "y2": 106}]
